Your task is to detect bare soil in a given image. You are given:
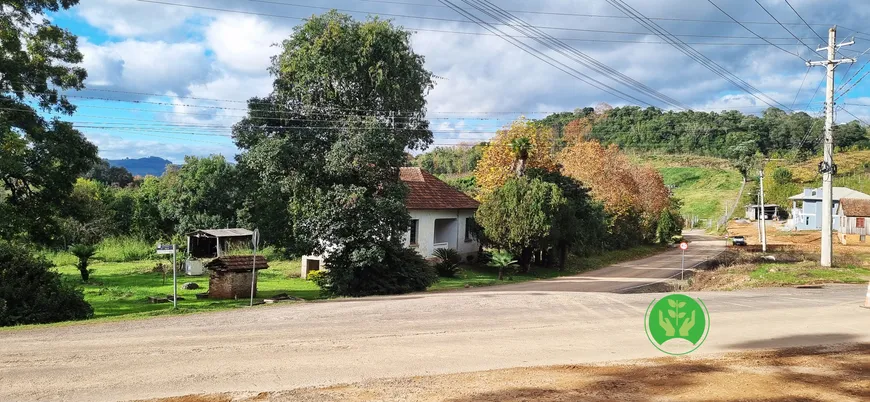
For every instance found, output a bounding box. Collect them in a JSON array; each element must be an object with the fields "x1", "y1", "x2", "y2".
[{"x1": 143, "y1": 344, "x2": 870, "y2": 402}]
